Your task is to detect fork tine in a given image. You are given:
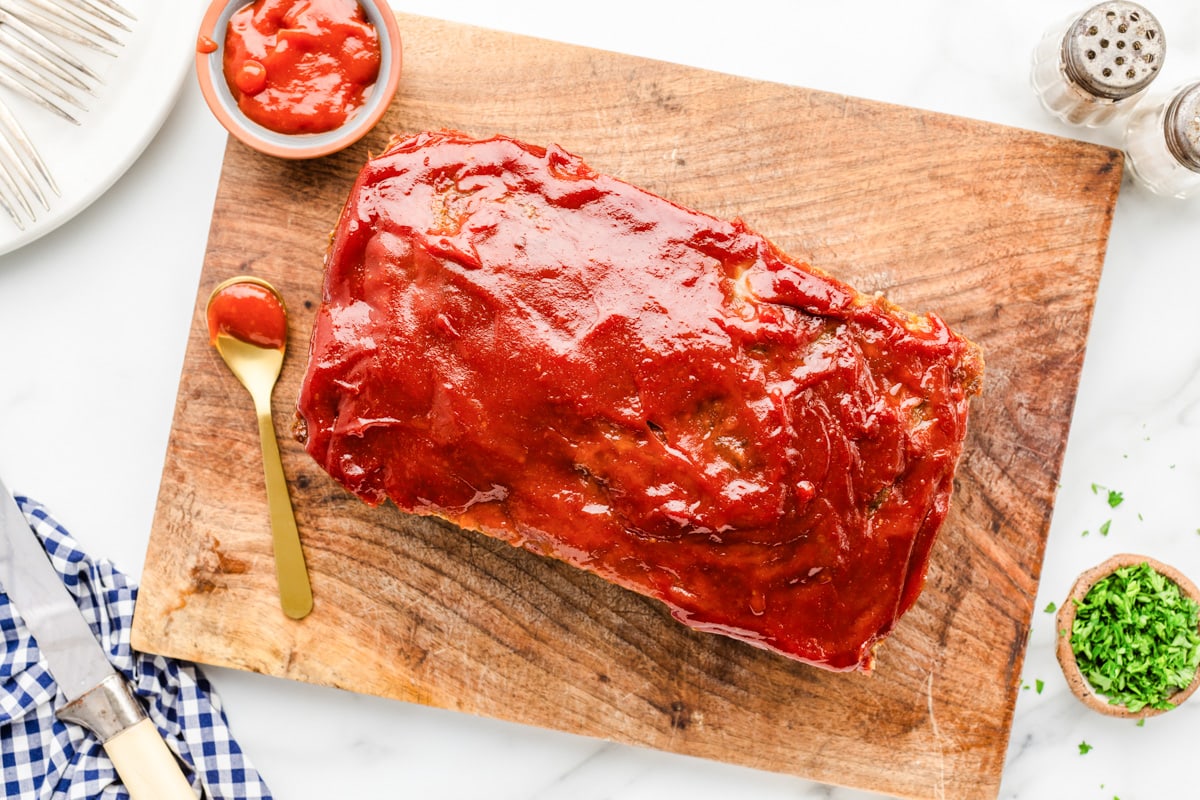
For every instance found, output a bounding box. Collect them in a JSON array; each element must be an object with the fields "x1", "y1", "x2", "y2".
[
  {"x1": 0, "y1": 183, "x2": 28, "y2": 230},
  {"x1": 0, "y1": 127, "x2": 48, "y2": 210},
  {"x1": 0, "y1": 161, "x2": 35, "y2": 219},
  {"x1": 0, "y1": 69, "x2": 79, "y2": 124},
  {"x1": 53, "y1": 0, "x2": 130, "y2": 32},
  {"x1": 0, "y1": 29, "x2": 95, "y2": 93},
  {"x1": 0, "y1": 136, "x2": 35, "y2": 213},
  {"x1": 0, "y1": 107, "x2": 39, "y2": 228},
  {"x1": 0, "y1": 96, "x2": 58, "y2": 197},
  {"x1": 72, "y1": 0, "x2": 135, "y2": 22},
  {"x1": 0, "y1": 4, "x2": 120, "y2": 55},
  {"x1": 0, "y1": 10, "x2": 103, "y2": 83},
  {"x1": 0, "y1": 50, "x2": 88, "y2": 110},
  {"x1": 16, "y1": 0, "x2": 125, "y2": 47}
]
